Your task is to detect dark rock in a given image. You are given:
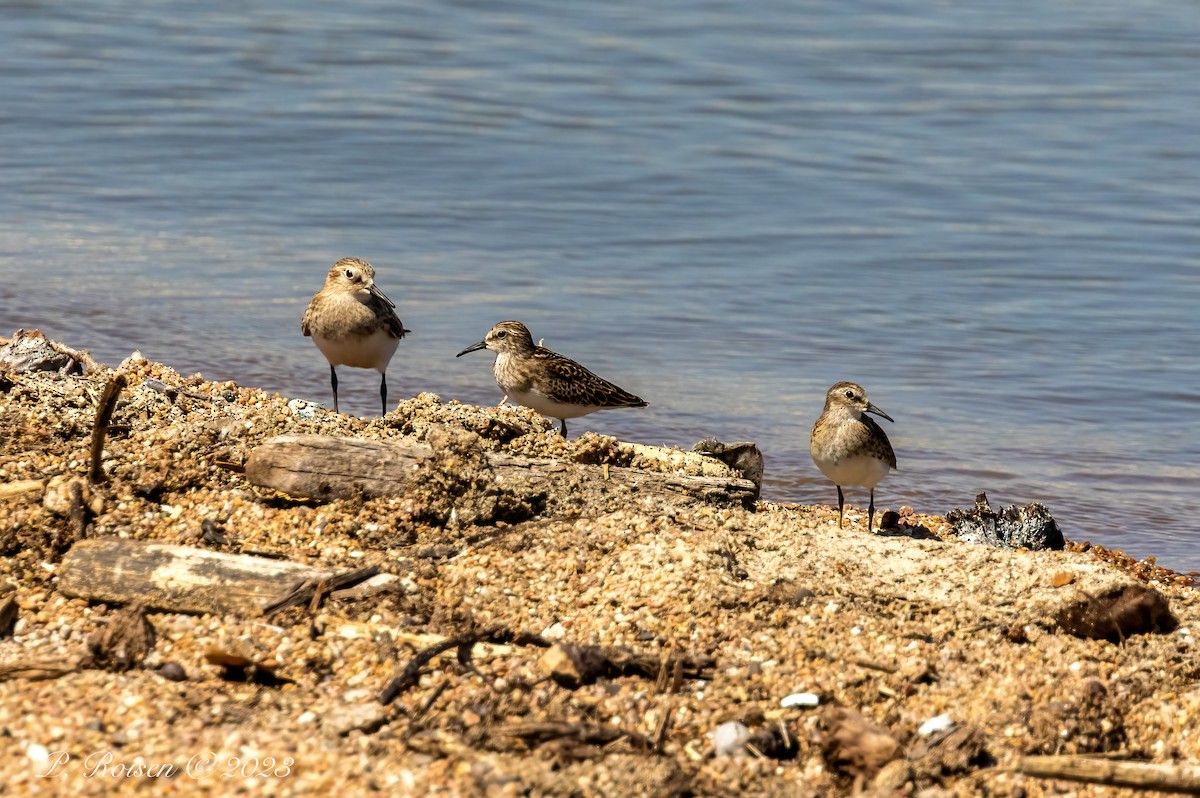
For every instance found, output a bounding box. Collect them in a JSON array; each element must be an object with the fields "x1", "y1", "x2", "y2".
[
  {"x1": 157, "y1": 662, "x2": 187, "y2": 682},
  {"x1": 944, "y1": 493, "x2": 1064, "y2": 550},
  {"x1": 1053, "y1": 584, "x2": 1177, "y2": 640}
]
